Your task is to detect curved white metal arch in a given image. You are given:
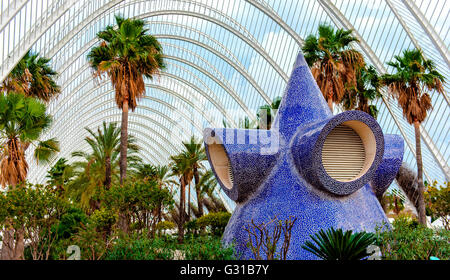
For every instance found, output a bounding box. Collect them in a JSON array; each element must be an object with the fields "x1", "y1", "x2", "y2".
[
  {"x1": 31, "y1": 125, "x2": 172, "y2": 183},
  {"x1": 400, "y1": 0, "x2": 450, "y2": 69},
  {"x1": 1, "y1": 0, "x2": 448, "y2": 188},
  {"x1": 49, "y1": 83, "x2": 210, "y2": 144},
  {"x1": 0, "y1": 0, "x2": 78, "y2": 82},
  {"x1": 50, "y1": 41, "x2": 256, "y2": 124},
  {"x1": 318, "y1": 0, "x2": 449, "y2": 182},
  {"x1": 52, "y1": 27, "x2": 272, "y2": 117}
]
